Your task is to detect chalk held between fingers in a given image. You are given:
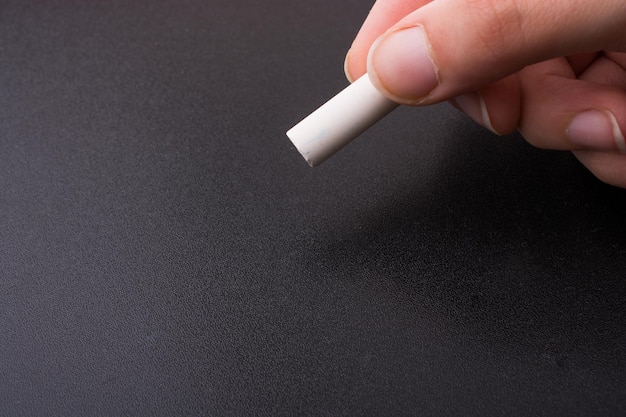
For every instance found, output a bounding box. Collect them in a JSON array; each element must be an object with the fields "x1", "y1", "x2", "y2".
[{"x1": 286, "y1": 74, "x2": 399, "y2": 167}]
